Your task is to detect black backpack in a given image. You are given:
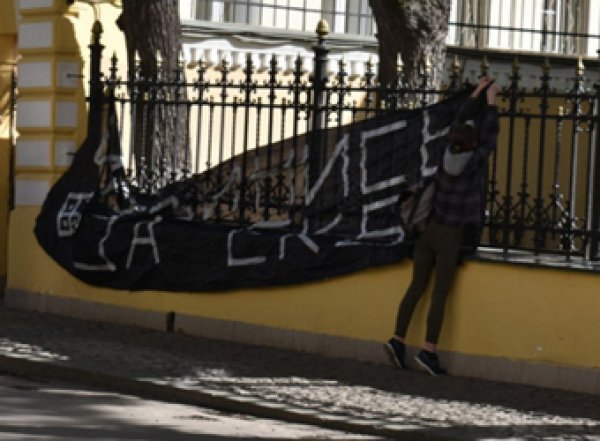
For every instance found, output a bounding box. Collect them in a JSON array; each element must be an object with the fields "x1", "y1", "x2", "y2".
[{"x1": 398, "y1": 178, "x2": 435, "y2": 238}]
